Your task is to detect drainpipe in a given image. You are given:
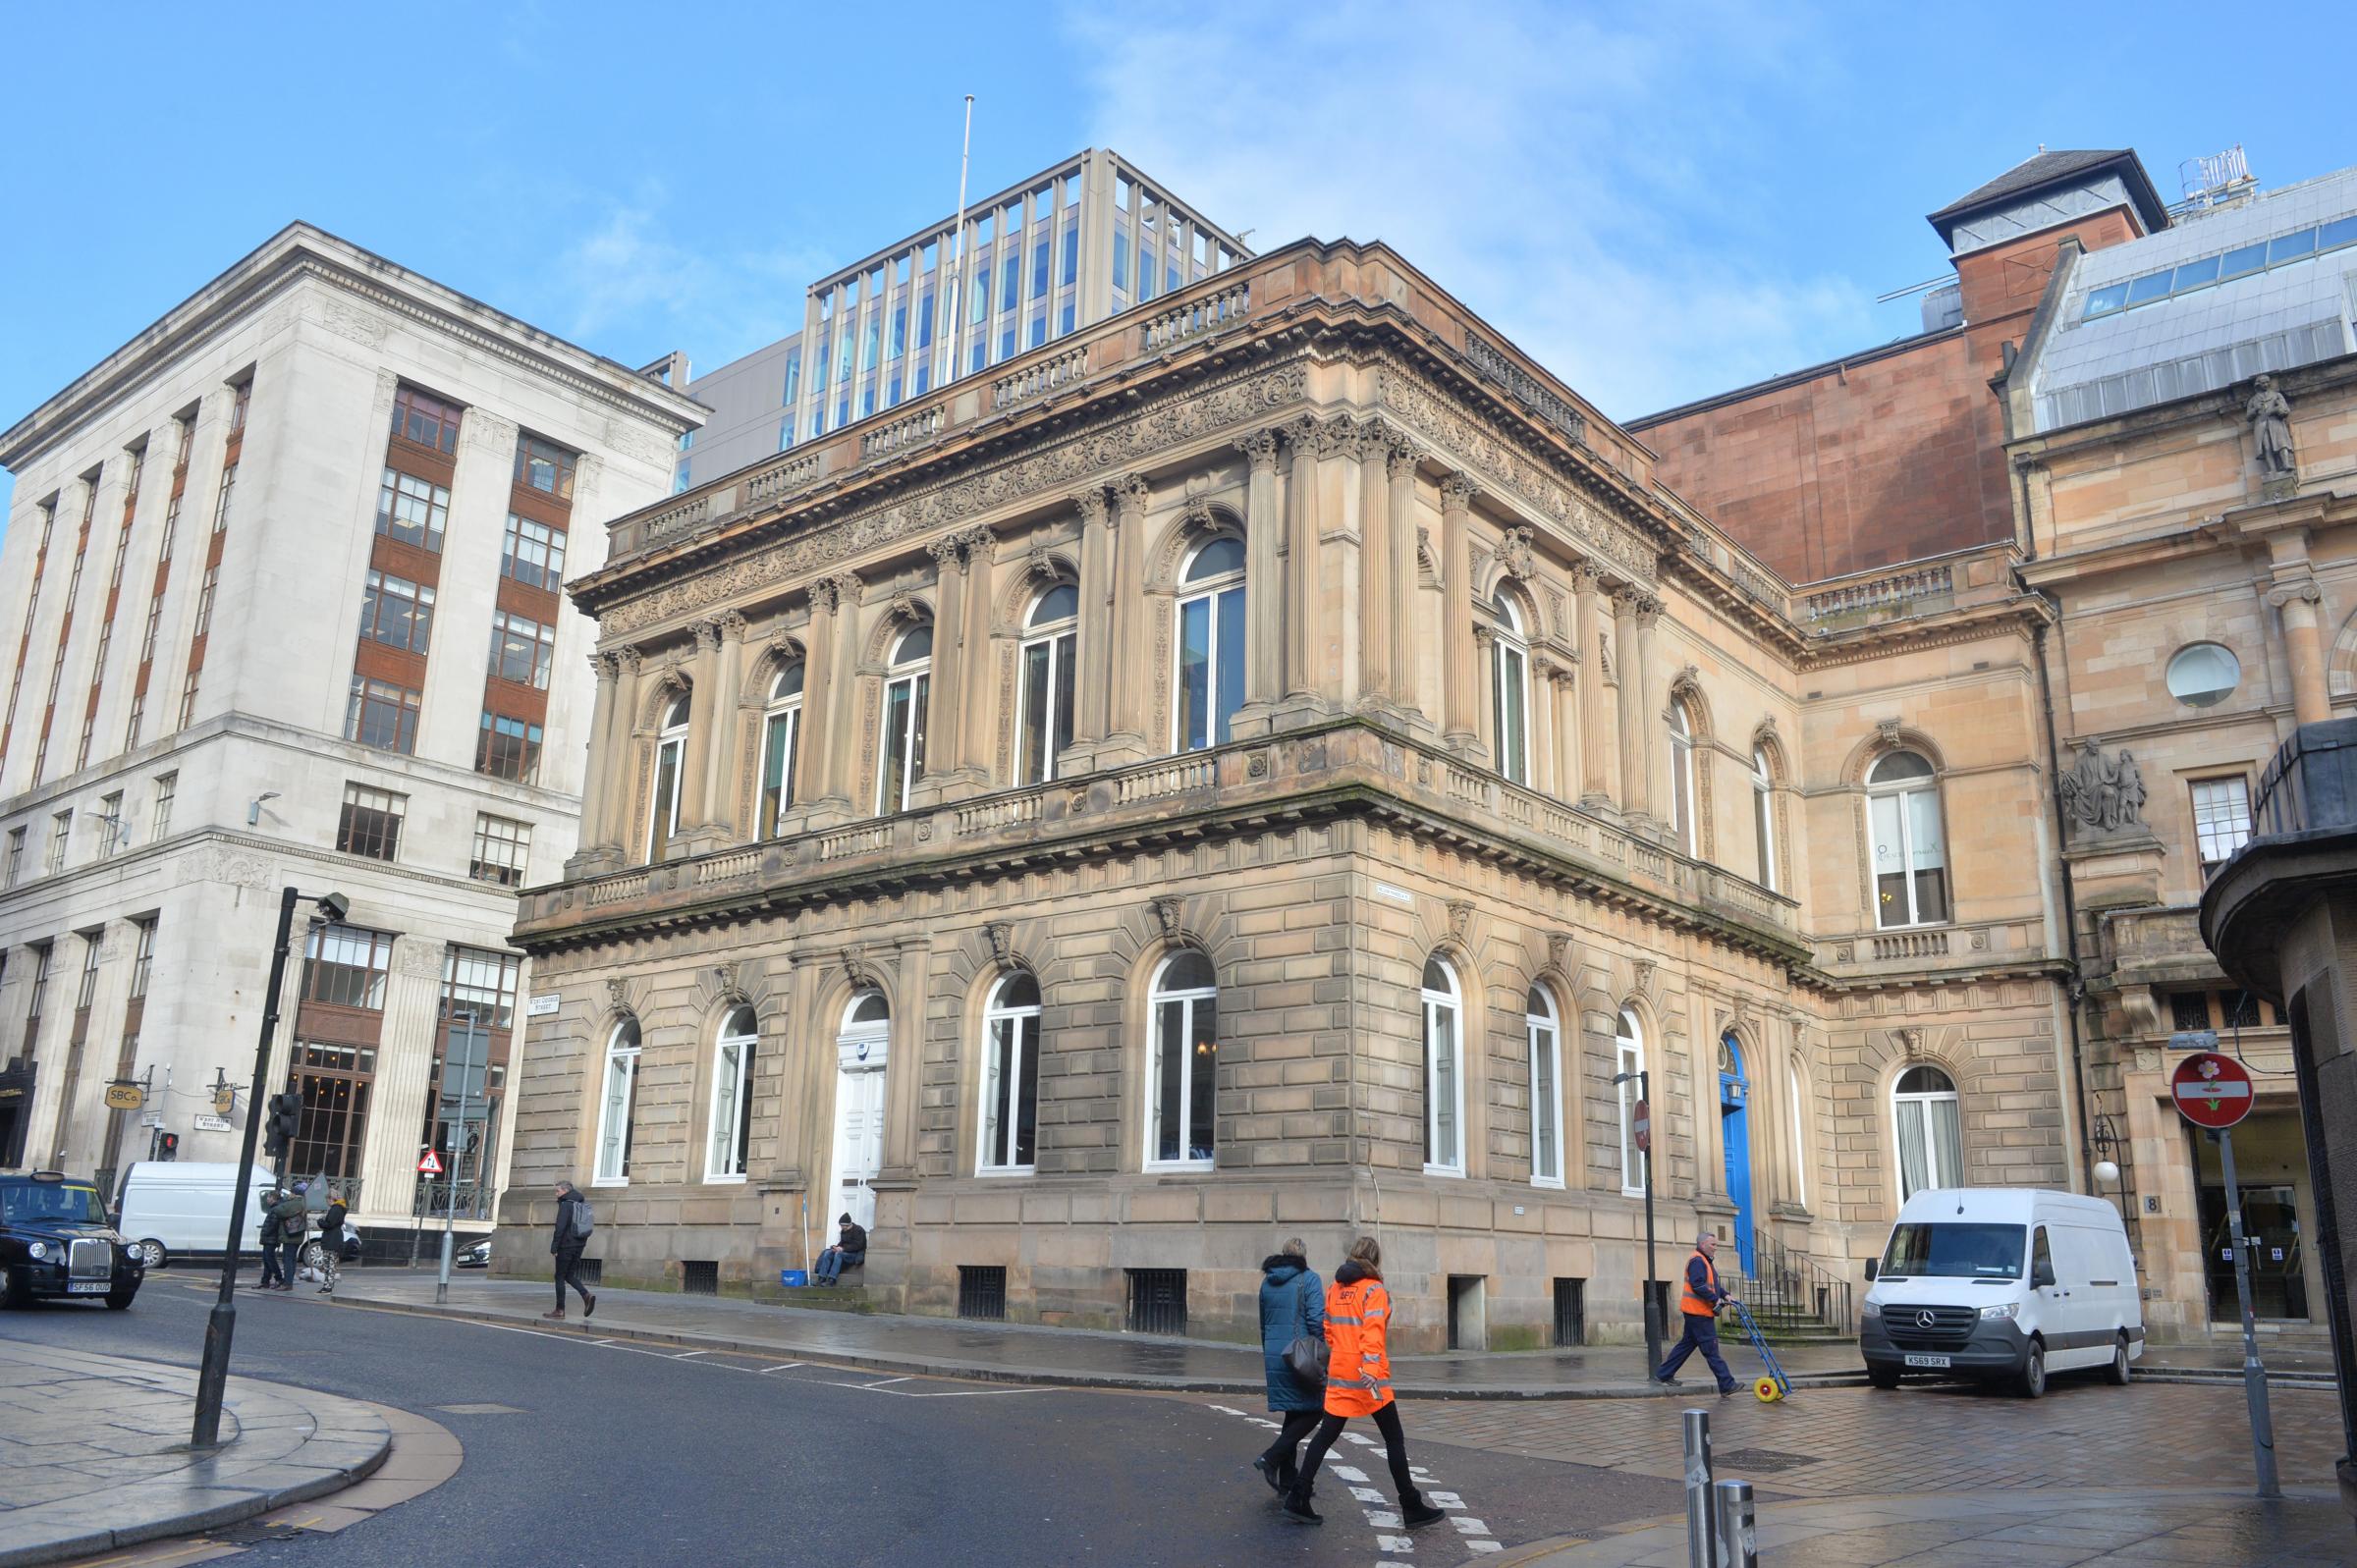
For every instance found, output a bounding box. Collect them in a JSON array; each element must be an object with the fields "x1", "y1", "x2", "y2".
[{"x1": 2029, "y1": 608, "x2": 2099, "y2": 1195}]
